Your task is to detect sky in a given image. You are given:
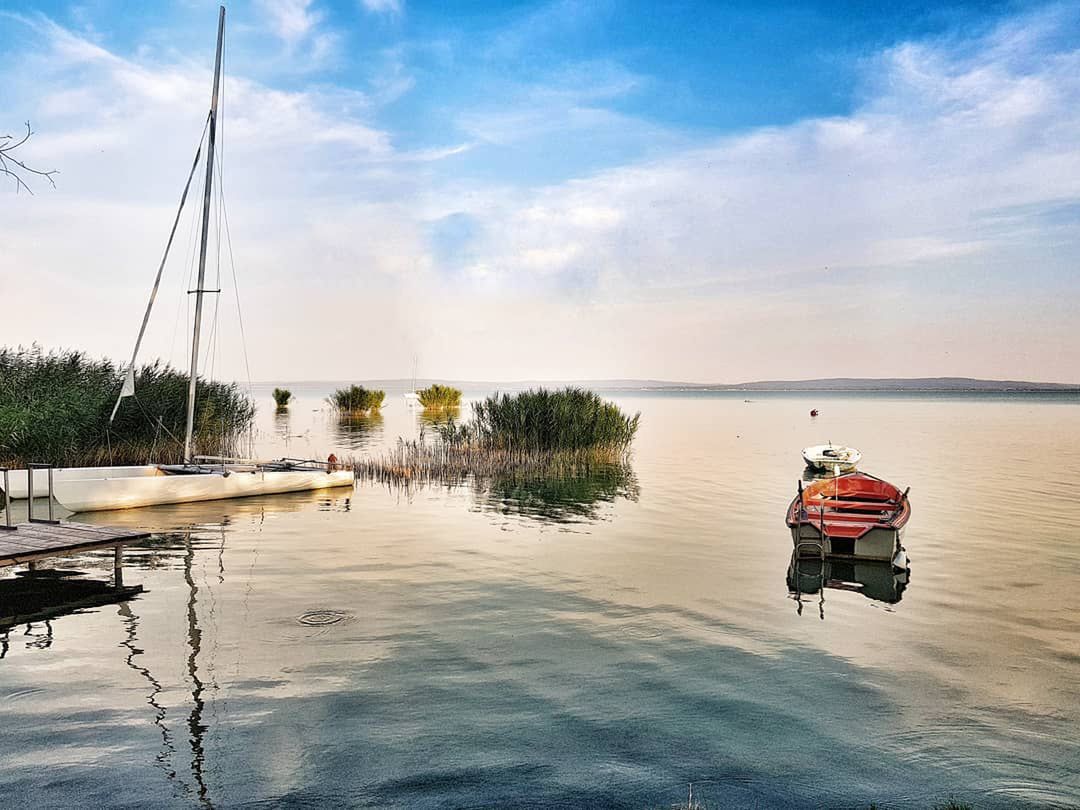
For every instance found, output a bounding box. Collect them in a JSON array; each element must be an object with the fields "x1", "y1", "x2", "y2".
[{"x1": 2, "y1": 0, "x2": 1079, "y2": 383}]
